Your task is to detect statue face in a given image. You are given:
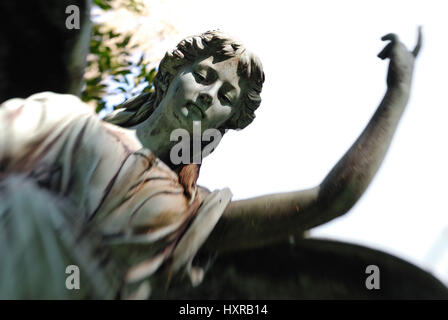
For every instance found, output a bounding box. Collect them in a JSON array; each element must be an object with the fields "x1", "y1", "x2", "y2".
[{"x1": 160, "y1": 55, "x2": 243, "y2": 133}]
